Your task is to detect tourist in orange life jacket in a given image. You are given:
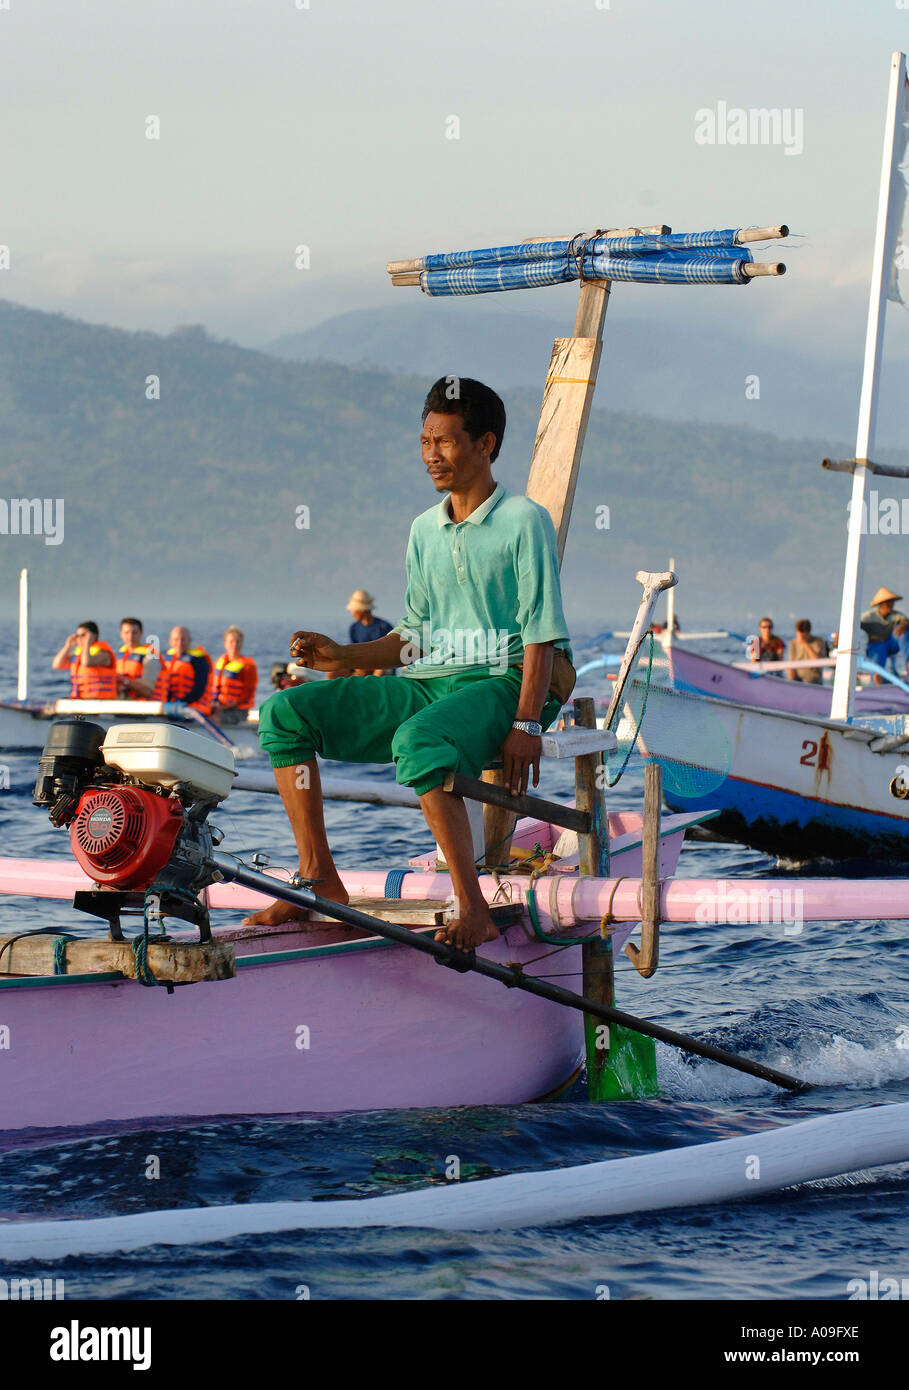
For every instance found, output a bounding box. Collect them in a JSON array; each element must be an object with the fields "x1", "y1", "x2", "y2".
[
  {"x1": 156, "y1": 626, "x2": 215, "y2": 714},
  {"x1": 211, "y1": 626, "x2": 258, "y2": 723},
  {"x1": 115, "y1": 617, "x2": 163, "y2": 699},
  {"x1": 51, "y1": 621, "x2": 119, "y2": 699}
]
